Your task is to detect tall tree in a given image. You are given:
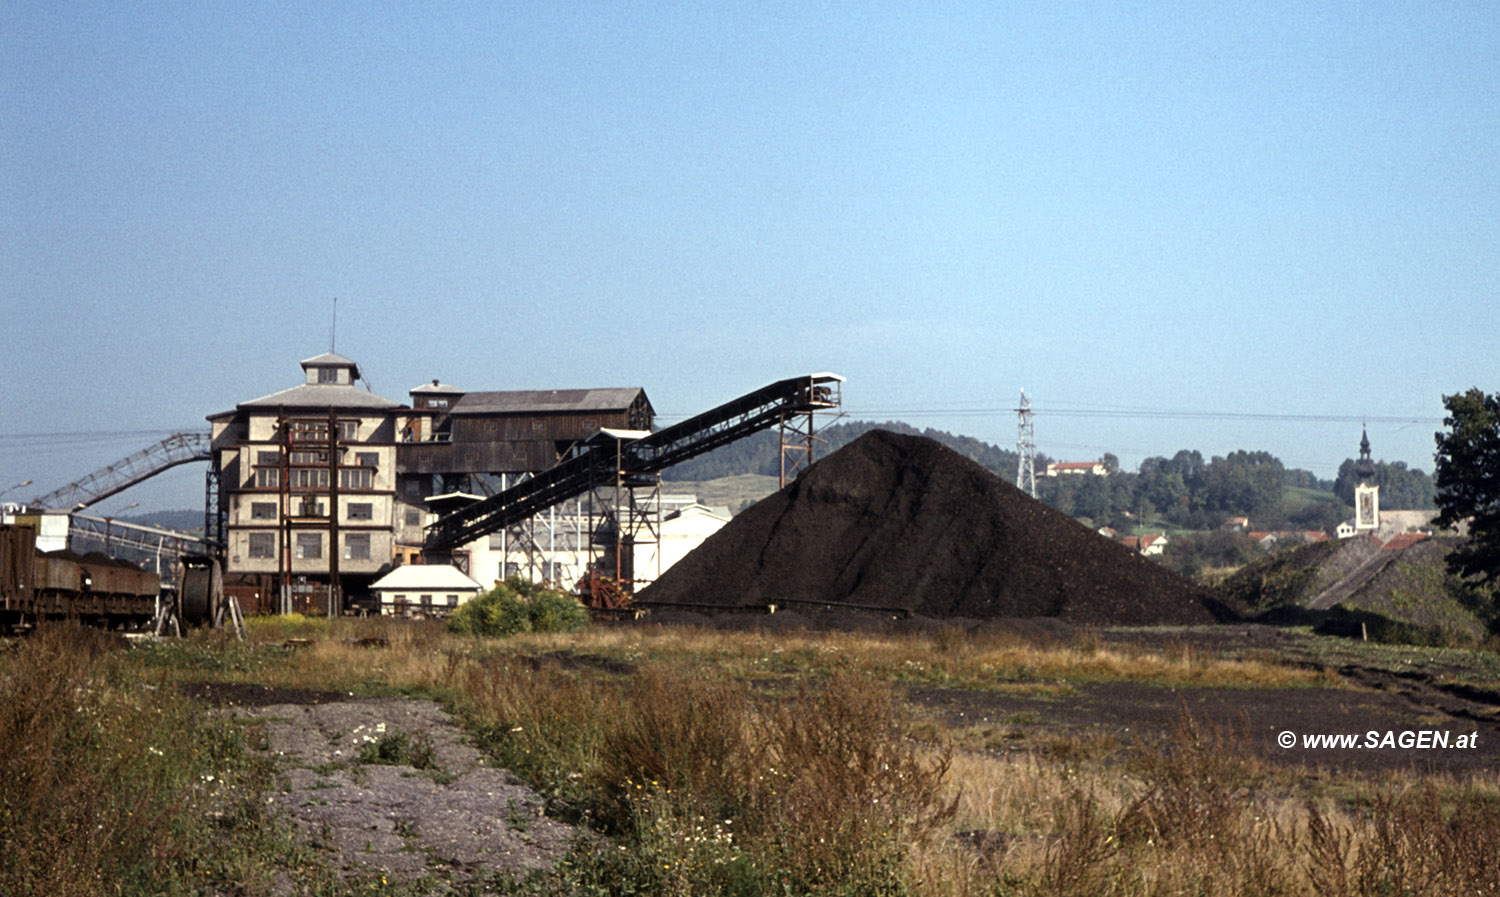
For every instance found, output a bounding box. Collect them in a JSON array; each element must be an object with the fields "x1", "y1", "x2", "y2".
[{"x1": 1433, "y1": 388, "x2": 1500, "y2": 584}]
